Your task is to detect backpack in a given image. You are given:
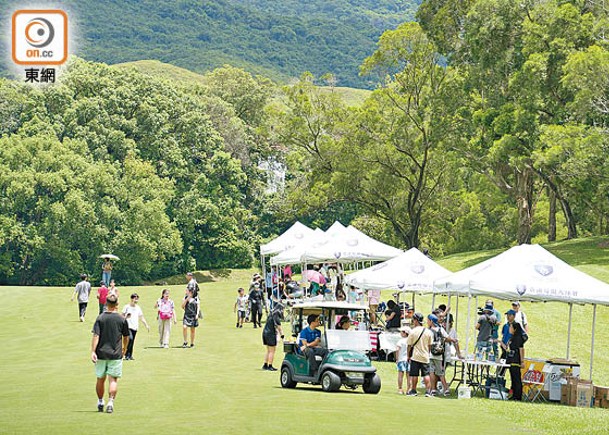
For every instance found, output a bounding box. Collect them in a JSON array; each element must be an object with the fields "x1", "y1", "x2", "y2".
[{"x1": 431, "y1": 327, "x2": 445, "y2": 356}]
